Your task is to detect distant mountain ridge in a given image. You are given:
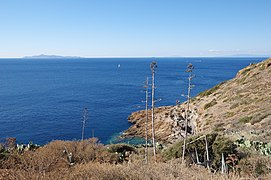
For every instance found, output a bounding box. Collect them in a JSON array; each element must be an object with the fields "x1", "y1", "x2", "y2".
[{"x1": 23, "y1": 54, "x2": 83, "y2": 59}]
